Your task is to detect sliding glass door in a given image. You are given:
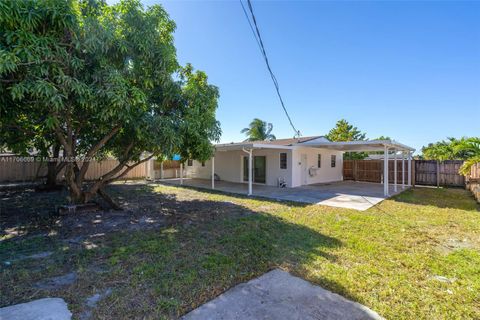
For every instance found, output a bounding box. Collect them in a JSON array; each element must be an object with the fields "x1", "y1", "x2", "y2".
[{"x1": 243, "y1": 156, "x2": 266, "y2": 183}]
